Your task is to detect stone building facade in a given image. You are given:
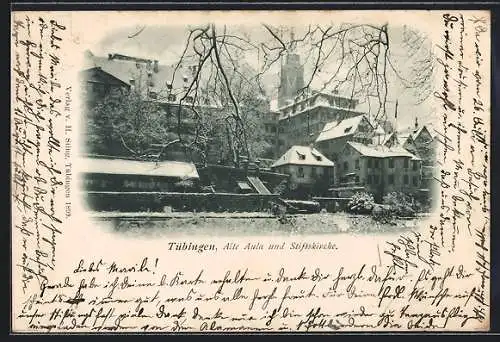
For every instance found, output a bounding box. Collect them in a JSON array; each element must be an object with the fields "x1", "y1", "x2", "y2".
[{"x1": 331, "y1": 141, "x2": 422, "y2": 201}]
